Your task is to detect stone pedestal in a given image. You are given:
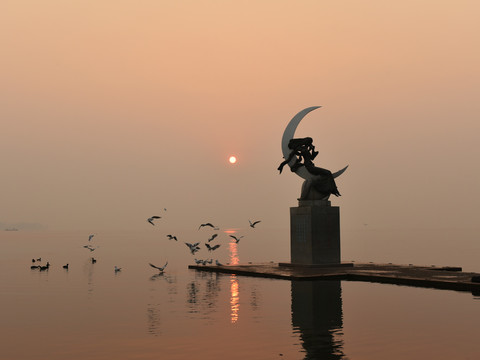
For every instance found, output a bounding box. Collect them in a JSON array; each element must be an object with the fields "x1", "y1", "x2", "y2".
[{"x1": 290, "y1": 199, "x2": 340, "y2": 265}]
